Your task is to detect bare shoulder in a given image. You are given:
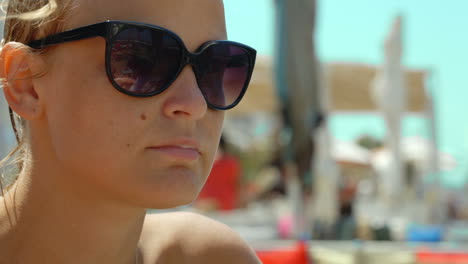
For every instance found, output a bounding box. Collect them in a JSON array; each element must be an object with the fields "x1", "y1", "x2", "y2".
[{"x1": 140, "y1": 212, "x2": 261, "y2": 264}]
